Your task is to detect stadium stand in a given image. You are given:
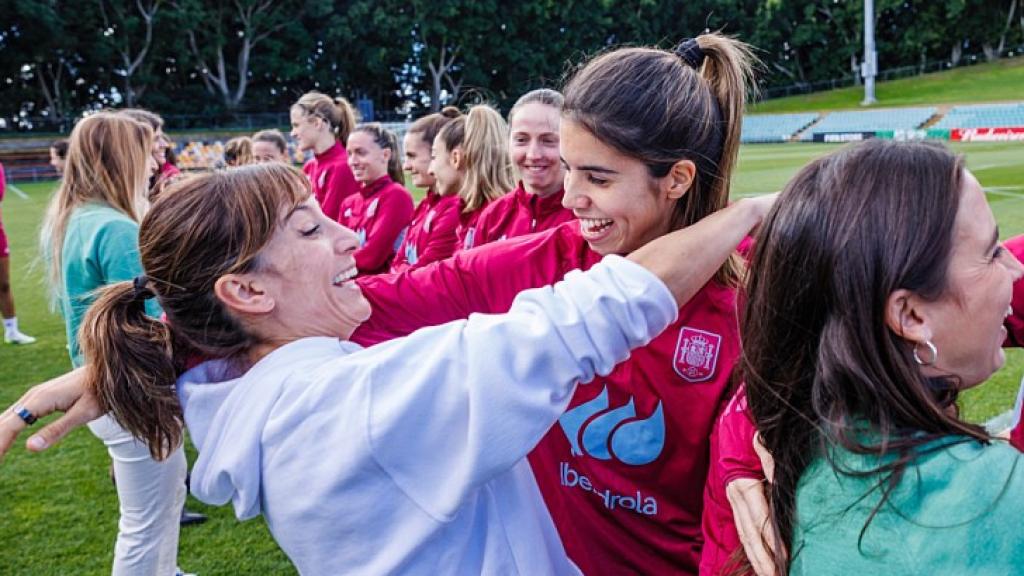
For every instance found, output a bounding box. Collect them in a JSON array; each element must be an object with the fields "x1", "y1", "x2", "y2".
[
  {"x1": 798, "y1": 107, "x2": 937, "y2": 141},
  {"x1": 931, "y1": 103, "x2": 1024, "y2": 129},
  {"x1": 741, "y1": 113, "x2": 820, "y2": 143}
]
